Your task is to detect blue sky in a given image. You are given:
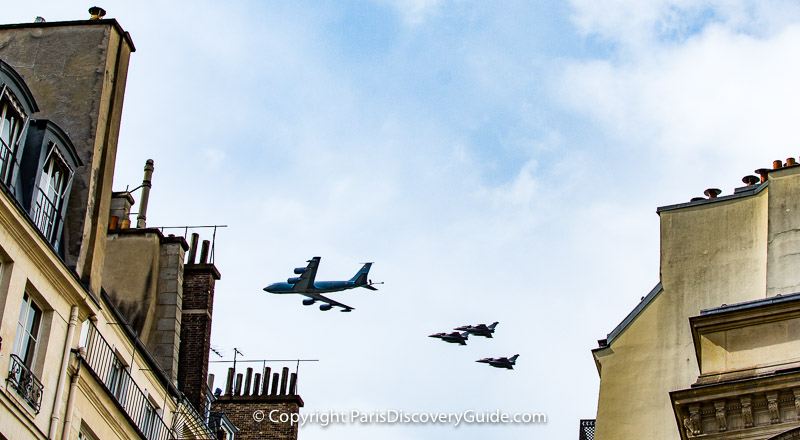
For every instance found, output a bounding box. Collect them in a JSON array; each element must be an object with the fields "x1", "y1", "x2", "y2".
[{"x1": 8, "y1": 1, "x2": 800, "y2": 439}]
